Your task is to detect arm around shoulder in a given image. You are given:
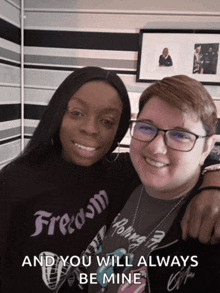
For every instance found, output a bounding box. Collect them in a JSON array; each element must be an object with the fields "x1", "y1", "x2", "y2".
[{"x1": 181, "y1": 164, "x2": 220, "y2": 244}]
